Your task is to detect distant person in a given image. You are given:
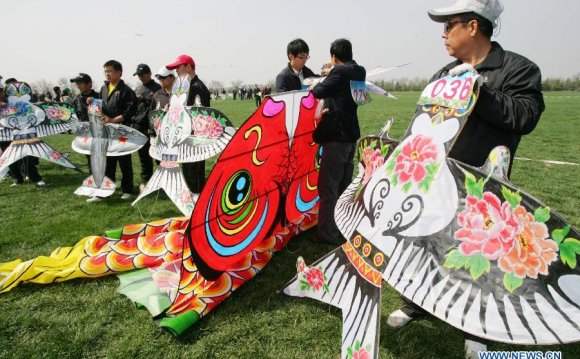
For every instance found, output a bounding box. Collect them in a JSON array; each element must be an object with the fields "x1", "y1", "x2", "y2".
[
  {"x1": 87, "y1": 60, "x2": 137, "y2": 203},
  {"x1": 53, "y1": 86, "x2": 62, "y2": 103},
  {"x1": 385, "y1": 1, "x2": 545, "y2": 358},
  {"x1": 61, "y1": 87, "x2": 74, "y2": 104},
  {"x1": 133, "y1": 63, "x2": 161, "y2": 192},
  {"x1": 70, "y1": 72, "x2": 100, "y2": 170},
  {"x1": 166, "y1": 54, "x2": 210, "y2": 193},
  {"x1": 275, "y1": 38, "x2": 318, "y2": 93},
  {"x1": 253, "y1": 85, "x2": 261, "y2": 107}
]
